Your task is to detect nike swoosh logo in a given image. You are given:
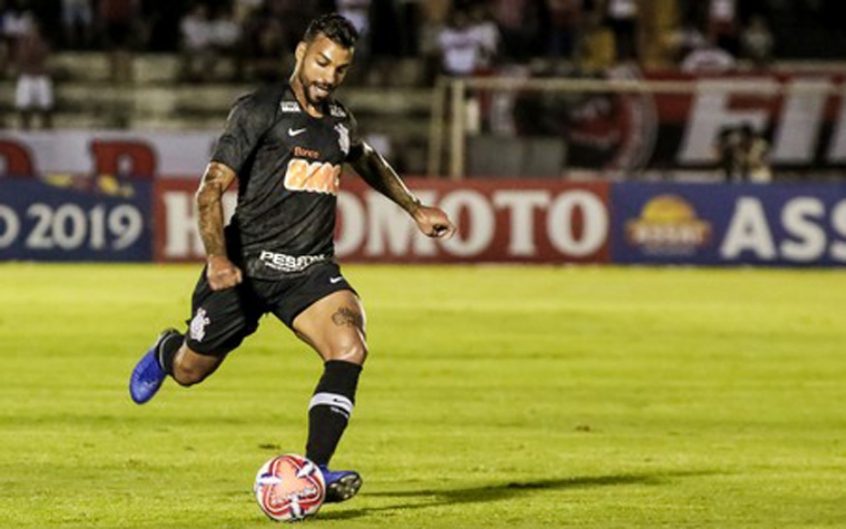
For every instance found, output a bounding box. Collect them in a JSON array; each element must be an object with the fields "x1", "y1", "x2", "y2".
[
  {"x1": 329, "y1": 276, "x2": 344, "y2": 284},
  {"x1": 288, "y1": 128, "x2": 307, "y2": 137}
]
